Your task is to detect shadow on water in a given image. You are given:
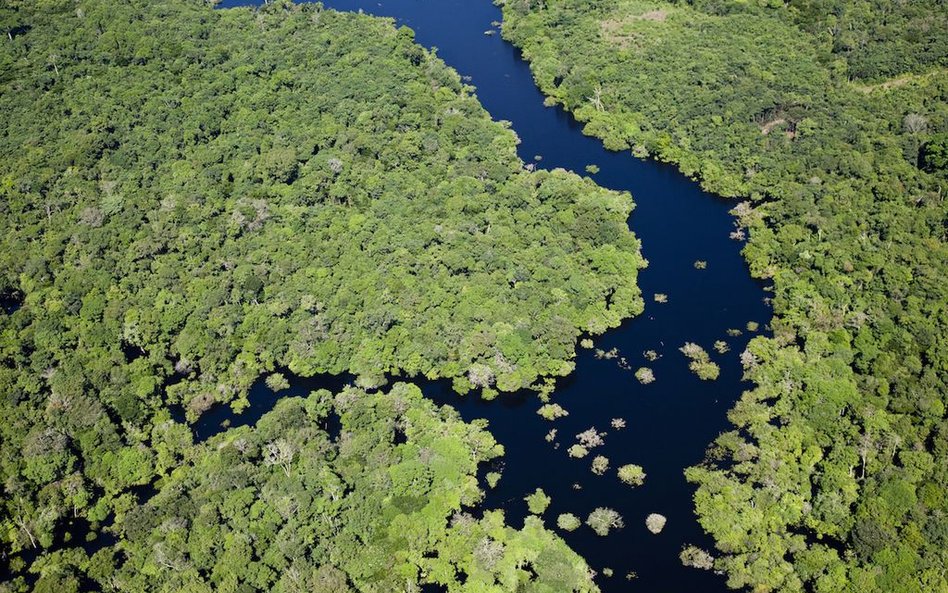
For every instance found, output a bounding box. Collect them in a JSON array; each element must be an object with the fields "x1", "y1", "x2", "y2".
[{"x1": 209, "y1": 1, "x2": 772, "y2": 590}]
